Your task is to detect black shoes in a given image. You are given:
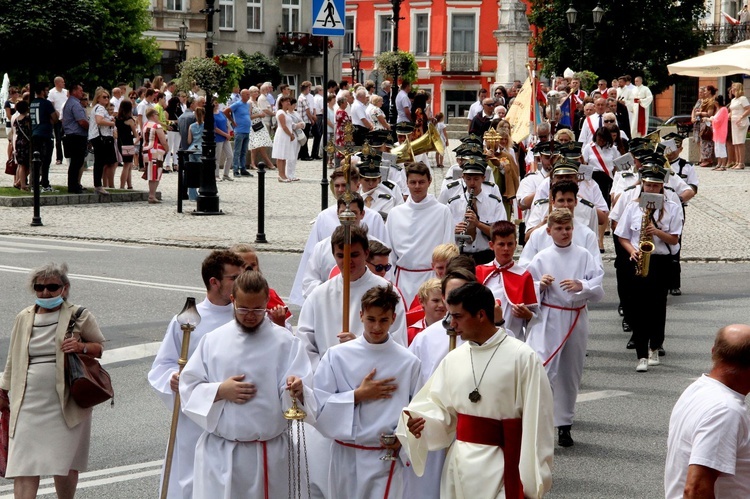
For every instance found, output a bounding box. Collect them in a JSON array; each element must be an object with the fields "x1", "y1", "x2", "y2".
[
  {"x1": 626, "y1": 335, "x2": 636, "y2": 349},
  {"x1": 622, "y1": 319, "x2": 632, "y2": 332},
  {"x1": 240, "y1": 169, "x2": 254, "y2": 177},
  {"x1": 658, "y1": 347, "x2": 666, "y2": 357},
  {"x1": 669, "y1": 288, "x2": 682, "y2": 296},
  {"x1": 558, "y1": 426, "x2": 574, "y2": 447}
]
